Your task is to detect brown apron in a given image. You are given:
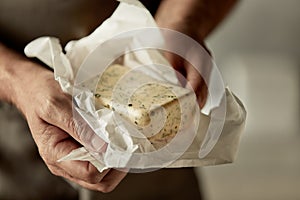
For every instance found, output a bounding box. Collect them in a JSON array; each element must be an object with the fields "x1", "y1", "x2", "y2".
[{"x1": 0, "y1": 0, "x2": 160, "y2": 50}]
